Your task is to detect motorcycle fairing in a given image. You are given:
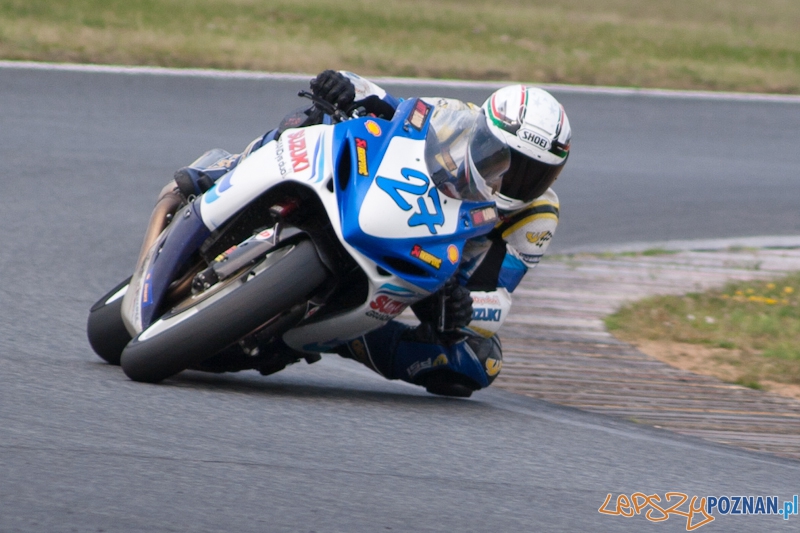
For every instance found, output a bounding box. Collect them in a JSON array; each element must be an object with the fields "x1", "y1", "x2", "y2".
[
  {"x1": 330, "y1": 99, "x2": 497, "y2": 295},
  {"x1": 121, "y1": 201, "x2": 211, "y2": 335},
  {"x1": 284, "y1": 101, "x2": 499, "y2": 352},
  {"x1": 199, "y1": 125, "x2": 332, "y2": 231}
]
